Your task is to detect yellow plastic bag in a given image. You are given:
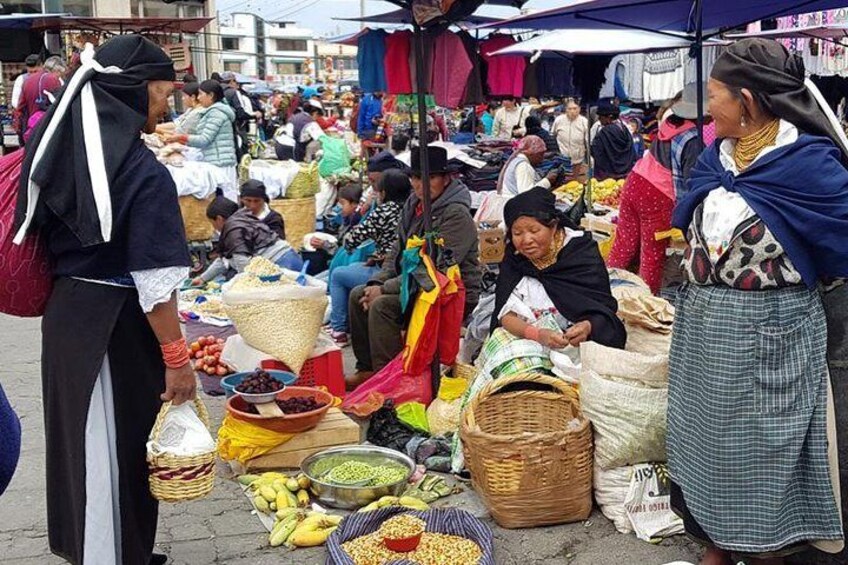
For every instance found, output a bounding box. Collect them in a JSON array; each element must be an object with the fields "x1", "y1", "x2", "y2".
[
  {"x1": 438, "y1": 376, "x2": 468, "y2": 402},
  {"x1": 396, "y1": 401, "x2": 430, "y2": 434},
  {"x1": 217, "y1": 414, "x2": 295, "y2": 464}
]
